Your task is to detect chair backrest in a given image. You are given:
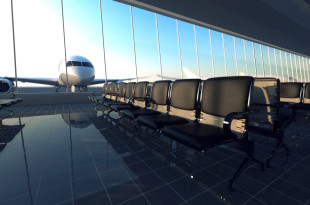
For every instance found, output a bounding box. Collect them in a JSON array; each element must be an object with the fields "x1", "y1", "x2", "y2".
[
  {"x1": 133, "y1": 82, "x2": 148, "y2": 107},
  {"x1": 102, "y1": 83, "x2": 108, "y2": 96},
  {"x1": 280, "y1": 82, "x2": 303, "y2": 103},
  {"x1": 169, "y1": 79, "x2": 201, "y2": 120},
  {"x1": 117, "y1": 83, "x2": 126, "y2": 102},
  {"x1": 249, "y1": 78, "x2": 279, "y2": 126},
  {"x1": 110, "y1": 83, "x2": 117, "y2": 100},
  {"x1": 303, "y1": 83, "x2": 310, "y2": 104},
  {"x1": 149, "y1": 80, "x2": 171, "y2": 112},
  {"x1": 125, "y1": 82, "x2": 135, "y2": 100},
  {"x1": 199, "y1": 76, "x2": 253, "y2": 133}
]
